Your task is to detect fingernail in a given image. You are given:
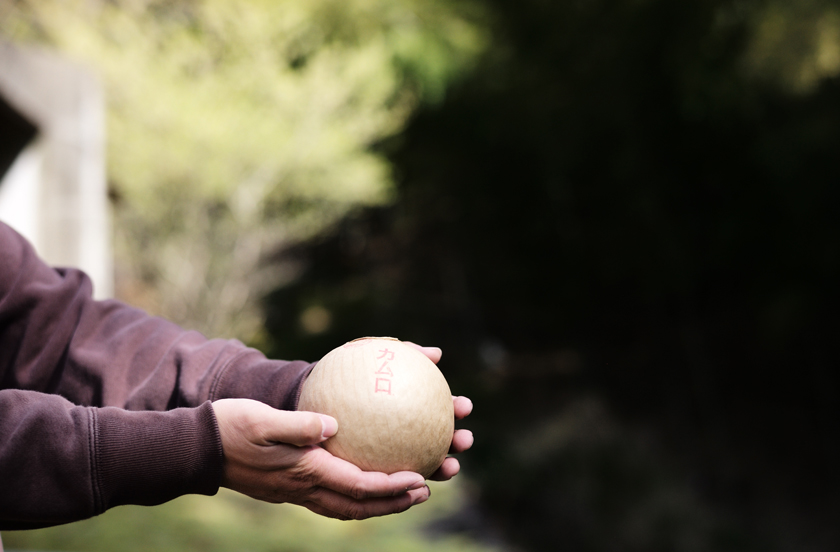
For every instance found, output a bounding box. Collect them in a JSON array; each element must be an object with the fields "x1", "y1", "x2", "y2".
[
  {"x1": 319, "y1": 415, "x2": 338, "y2": 439},
  {"x1": 407, "y1": 479, "x2": 426, "y2": 491},
  {"x1": 421, "y1": 346, "x2": 441, "y2": 356}
]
